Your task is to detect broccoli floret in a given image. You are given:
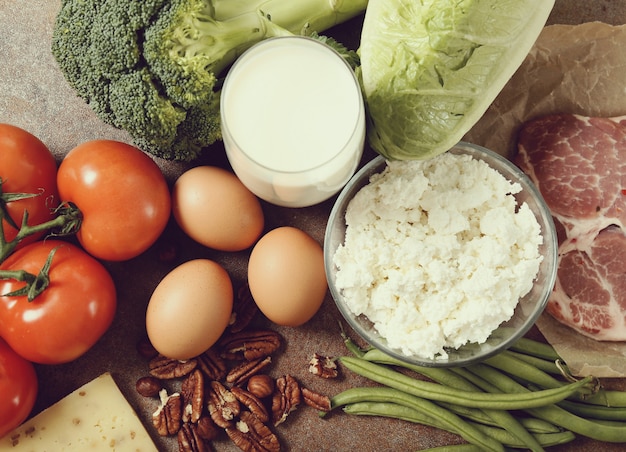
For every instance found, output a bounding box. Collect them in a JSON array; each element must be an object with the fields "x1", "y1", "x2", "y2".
[
  {"x1": 108, "y1": 68, "x2": 186, "y2": 156},
  {"x1": 51, "y1": 0, "x2": 114, "y2": 122},
  {"x1": 142, "y1": 0, "x2": 268, "y2": 110},
  {"x1": 132, "y1": 95, "x2": 222, "y2": 161},
  {"x1": 52, "y1": 0, "x2": 367, "y2": 161}
]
